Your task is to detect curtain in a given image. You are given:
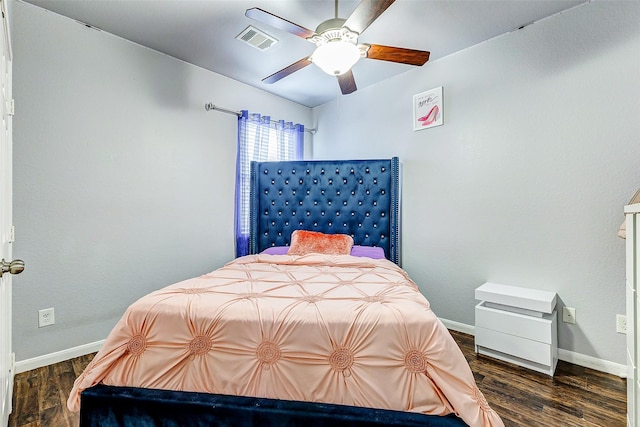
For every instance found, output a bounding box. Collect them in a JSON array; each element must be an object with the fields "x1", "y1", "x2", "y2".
[{"x1": 235, "y1": 110, "x2": 304, "y2": 257}]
